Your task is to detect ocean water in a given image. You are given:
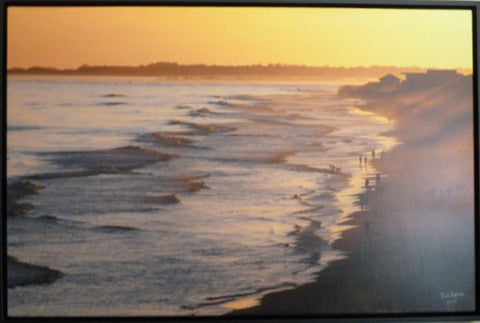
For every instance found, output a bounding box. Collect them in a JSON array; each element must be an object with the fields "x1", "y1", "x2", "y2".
[{"x1": 7, "y1": 75, "x2": 397, "y2": 316}]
